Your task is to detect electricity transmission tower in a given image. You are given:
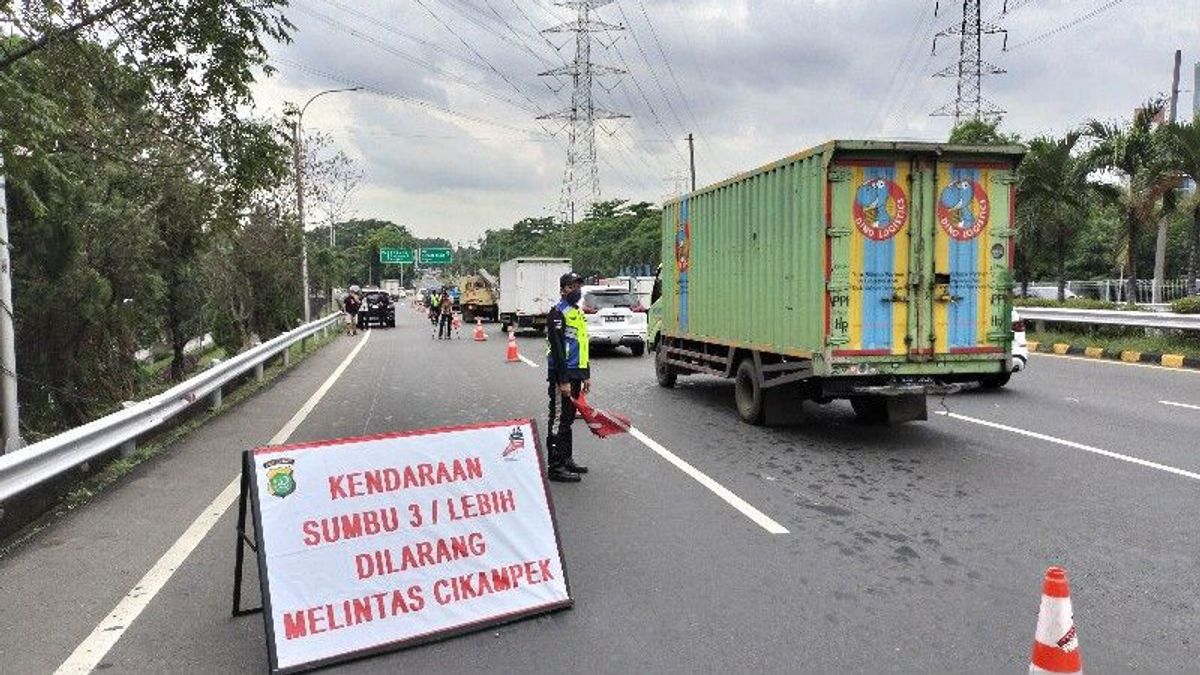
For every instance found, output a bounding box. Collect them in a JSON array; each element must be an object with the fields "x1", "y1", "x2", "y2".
[
  {"x1": 539, "y1": 0, "x2": 628, "y2": 224},
  {"x1": 931, "y1": 0, "x2": 1009, "y2": 122}
]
